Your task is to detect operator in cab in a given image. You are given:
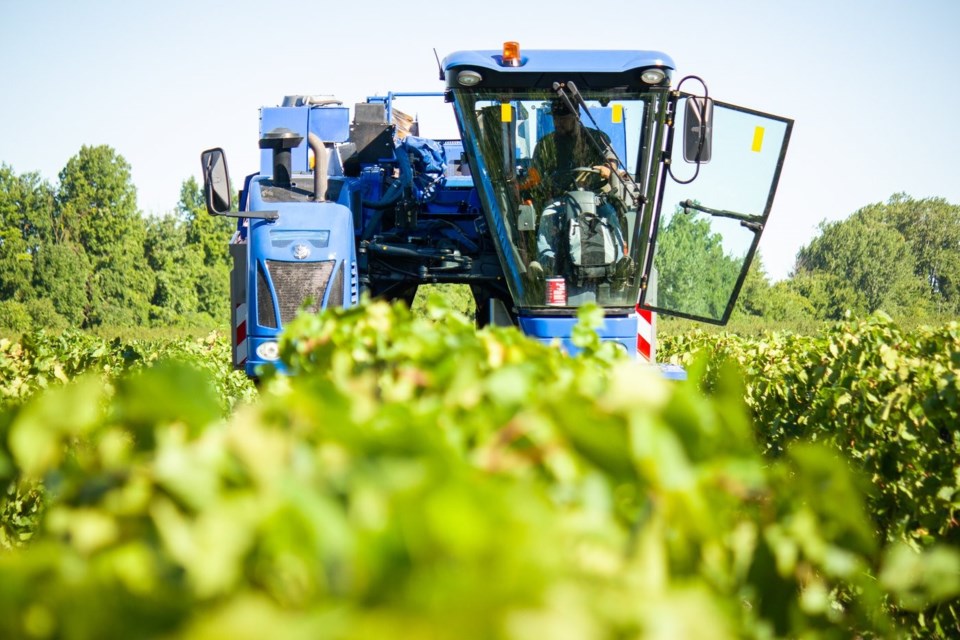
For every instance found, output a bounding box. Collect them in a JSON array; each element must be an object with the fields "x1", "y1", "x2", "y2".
[
  {"x1": 526, "y1": 98, "x2": 617, "y2": 202},
  {"x1": 522, "y1": 99, "x2": 632, "y2": 303}
]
